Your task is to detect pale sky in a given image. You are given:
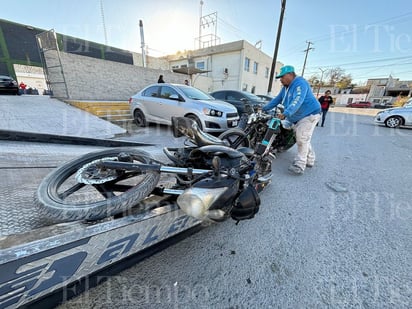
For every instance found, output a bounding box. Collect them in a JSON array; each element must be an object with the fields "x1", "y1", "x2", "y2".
[{"x1": 2, "y1": 0, "x2": 412, "y2": 84}]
